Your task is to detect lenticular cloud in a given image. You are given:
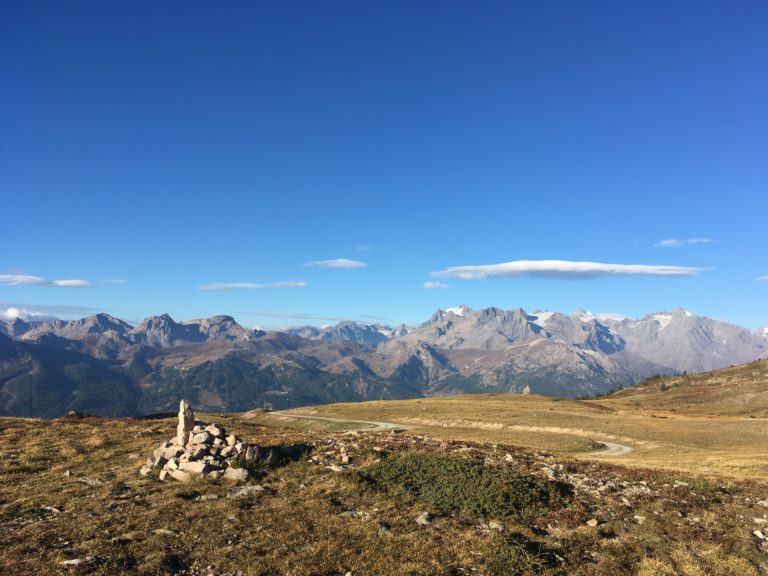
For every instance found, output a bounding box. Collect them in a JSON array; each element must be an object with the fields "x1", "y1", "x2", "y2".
[{"x1": 430, "y1": 260, "x2": 703, "y2": 280}]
